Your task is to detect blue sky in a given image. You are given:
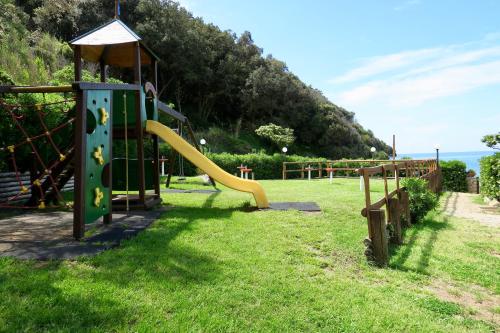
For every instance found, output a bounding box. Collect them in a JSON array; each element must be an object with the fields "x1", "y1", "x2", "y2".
[{"x1": 177, "y1": 0, "x2": 499, "y2": 153}]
